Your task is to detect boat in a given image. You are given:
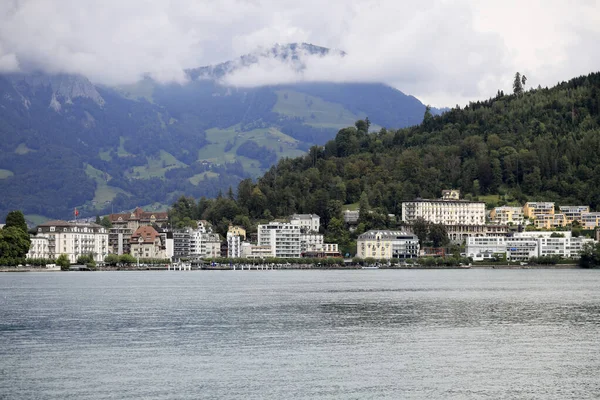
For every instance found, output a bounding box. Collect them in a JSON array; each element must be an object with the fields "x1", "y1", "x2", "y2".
[{"x1": 361, "y1": 265, "x2": 379, "y2": 269}]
